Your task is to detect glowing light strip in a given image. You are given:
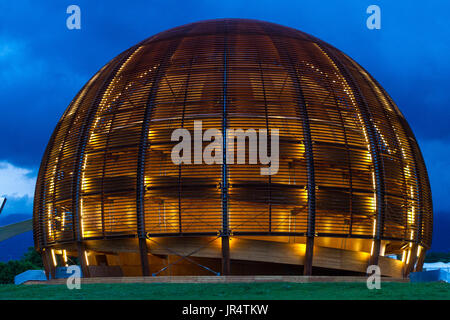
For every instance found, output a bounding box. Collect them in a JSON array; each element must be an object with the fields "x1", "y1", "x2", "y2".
[
  {"x1": 63, "y1": 250, "x2": 68, "y2": 266},
  {"x1": 358, "y1": 64, "x2": 419, "y2": 242},
  {"x1": 80, "y1": 198, "x2": 85, "y2": 238},
  {"x1": 78, "y1": 46, "x2": 145, "y2": 238},
  {"x1": 370, "y1": 219, "x2": 377, "y2": 256},
  {"x1": 51, "y1": 249, "x2": 57, "y2": 267},
  {"x1": 61, "y1": 211, "x2": 65, "y2": 231},
  {"x1": 84, "y1": 251, "x2": 89, "y2": 266},
  {"x1": 313, "y1": 44, "x2": 378, "y2": 231},
  {"x1": 47, "y1": 206, "x2": 53, "y2": 240}
]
